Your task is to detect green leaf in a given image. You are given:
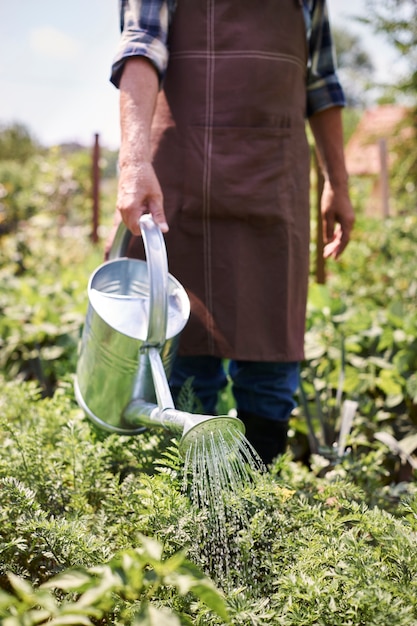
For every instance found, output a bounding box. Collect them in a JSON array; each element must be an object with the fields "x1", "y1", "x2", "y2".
[
  {"x1": 308, "y1": 283, "x2": 333, "y2": 313},
  {"x1": 75, "y1": 577, "x2": 116, "y2": 610},
  {"x1": 374, "y1": 432, "x2": 417, "y2": 469},
  {"x1": 0, "y1": 590, "x2": 18, "y2": 611},
  {"x1": 159, "y1": 549, "x2": 187, "y2": 574},
  {"x1": 40, "y1": 345, "x2": 66, "y2": 360},
  {"x1": 398, "y1": 433, "x2": 417, "y2": 457},
  {"x1": 189, "y1": 582, "x2": 230, "y2": 623},
  {"x1": 168, "y1": 562, "x2": 230, "y2": 623},
  {"x1": 8, "y1": 573, "x2": 36, "y2": 603},
  {"x1": 406, "y1": 373, "x2": 417, "y2": 402},
  {"x1": 376, "y1": 370, "x2": 404, "y2": 405},
  {"x1": 137, "y1": 534, "x2": 164, "y2": 562},
  {"x1": 133, "y1": 602, "x2": 181, "y2": 626},
  {"x1": 42, "y1": 570, "x2": 92, "y2": 592},
  {"x1": 47, "y1": 617, "x2": 93, "y2": 626}
]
